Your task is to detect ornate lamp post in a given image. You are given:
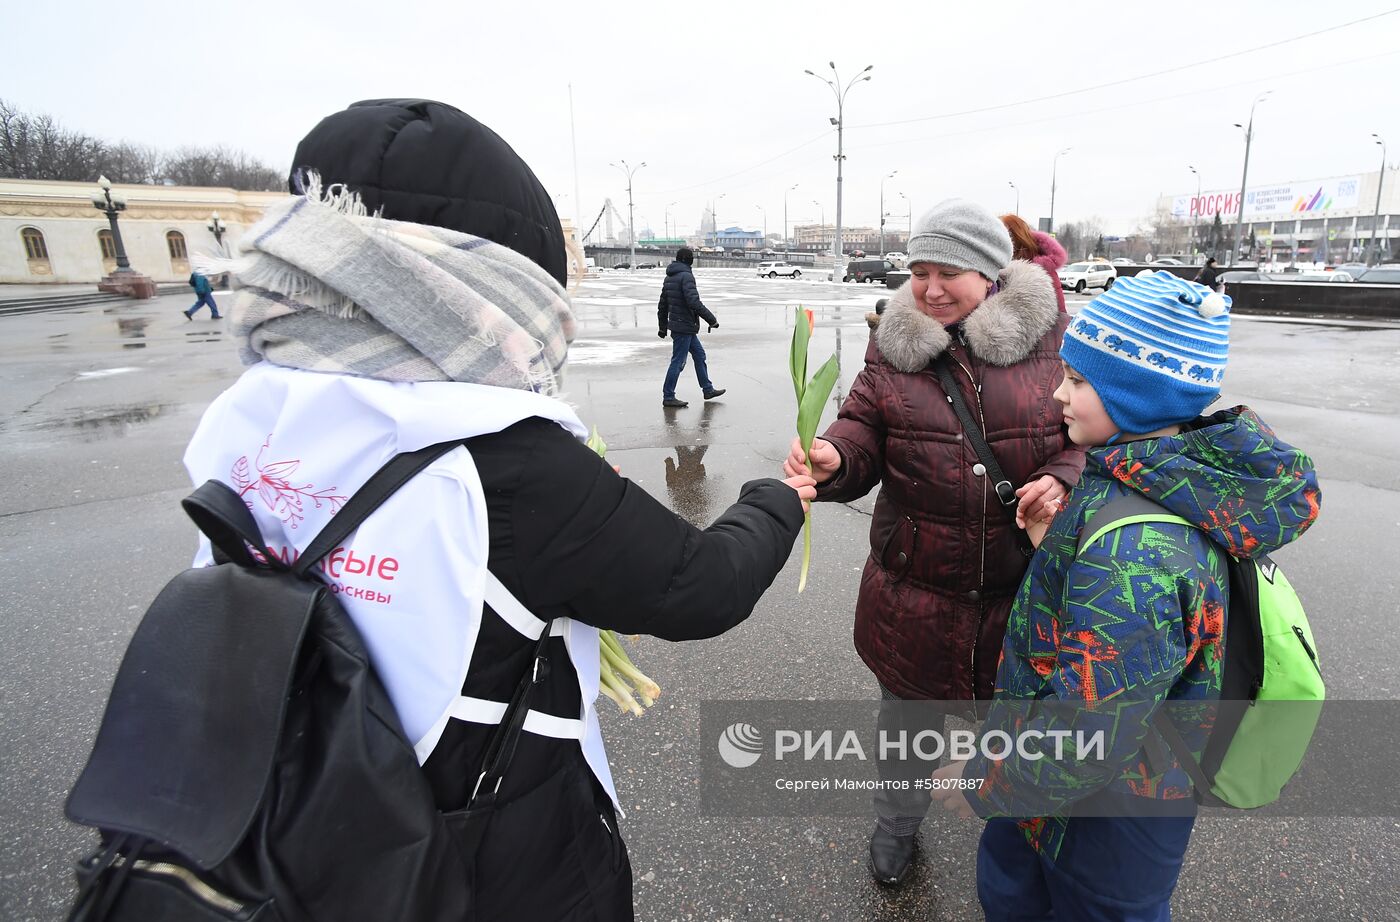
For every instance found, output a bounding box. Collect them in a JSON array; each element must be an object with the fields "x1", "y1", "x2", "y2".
[
  {"x1": 207, "y1": 212, "x2": 228, "y2": 255},
  {"x1": 91, "y1": 175, "x2": 155, "y2": 298}
]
